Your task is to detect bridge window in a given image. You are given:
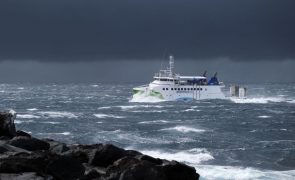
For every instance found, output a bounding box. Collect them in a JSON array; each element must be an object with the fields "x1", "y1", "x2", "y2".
[
  {"x1": 166, "y1": 88, "x2": 168, "y2": 90},
  {"x1": 184, "y1": 88, "x2": 186, "y2": 90},
  {"x1": 178, "y1": 88, "x2": 180, "y2": 90},
  {"x1": 162, "y1": 88, "x2": 165, "y2": 90},
  {"x1": 181, "y1": 88, "x2": 183, "y2": 90},
  {"x1": 171, "y1": 88, "x2": 173, "y2": 90}
]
